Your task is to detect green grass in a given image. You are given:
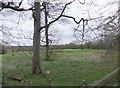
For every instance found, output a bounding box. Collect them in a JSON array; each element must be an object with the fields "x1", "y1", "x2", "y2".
[
  {"x1": 2, "y1": 49, "x2": 118, "y2": 86},
  {"x1": 0, "y1": 55, "x2": 2, "y2": 86}
]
